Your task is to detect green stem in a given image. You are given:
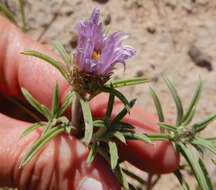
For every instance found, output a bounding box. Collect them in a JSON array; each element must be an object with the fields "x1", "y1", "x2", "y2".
[{"x1": 71, "y1": 93, "x2": 82, "y2": 137}]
